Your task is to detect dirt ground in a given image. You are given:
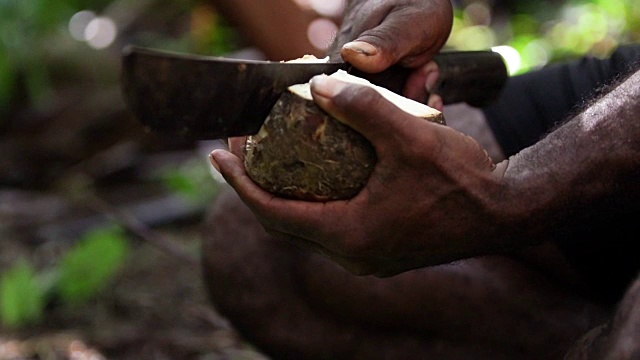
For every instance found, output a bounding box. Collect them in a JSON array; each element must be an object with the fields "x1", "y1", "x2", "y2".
[
  {"x1": 0, "y1": 219, "x2": 270, "y2": 360},
  {"x1": 0, "y1": 162, "x2": 273, "y2": 360}
]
